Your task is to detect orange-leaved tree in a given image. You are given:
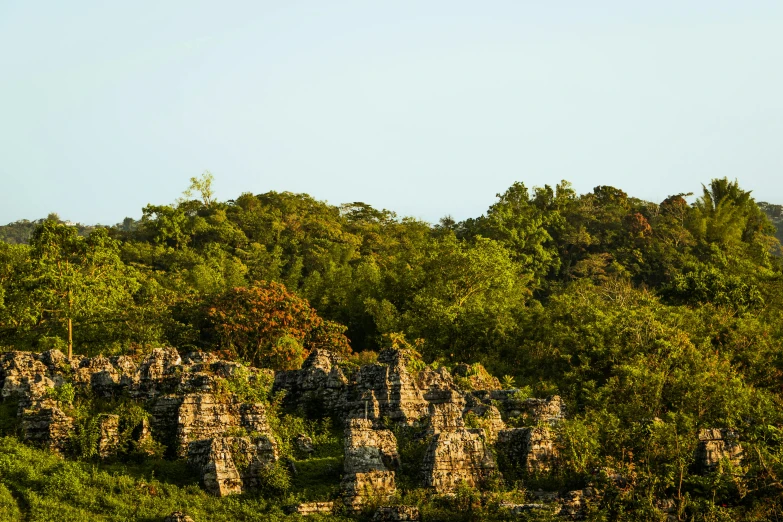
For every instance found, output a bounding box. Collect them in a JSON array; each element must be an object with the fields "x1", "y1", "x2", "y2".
[{"x1": 205, "y1": 281, "x2": 350, "y2": 369}]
